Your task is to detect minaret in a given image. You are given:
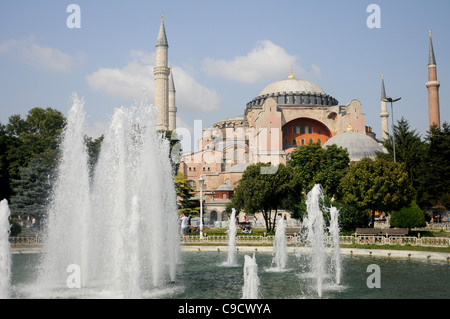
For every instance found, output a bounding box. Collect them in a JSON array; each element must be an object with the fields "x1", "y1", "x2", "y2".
[
  {"x1": 168, "y1": 67, "x2": 177, "y2": 131},
  {"x1": 380, "y1": 74, "x2": 389, "y2": 140},
  {"x1": 154, "y1": 16, "x2": 170, "y2": 130},
  {"x1": 426, "y1": 30, "x2": 441, "y2": 129}
]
